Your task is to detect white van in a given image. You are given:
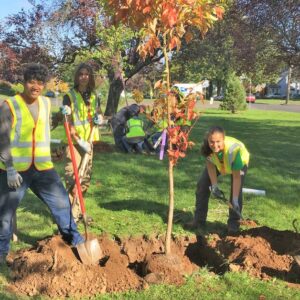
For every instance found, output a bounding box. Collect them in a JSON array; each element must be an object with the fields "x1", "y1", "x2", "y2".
[{"x1": 173, "y1": 81, "x2": 209, "y2": 96}]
